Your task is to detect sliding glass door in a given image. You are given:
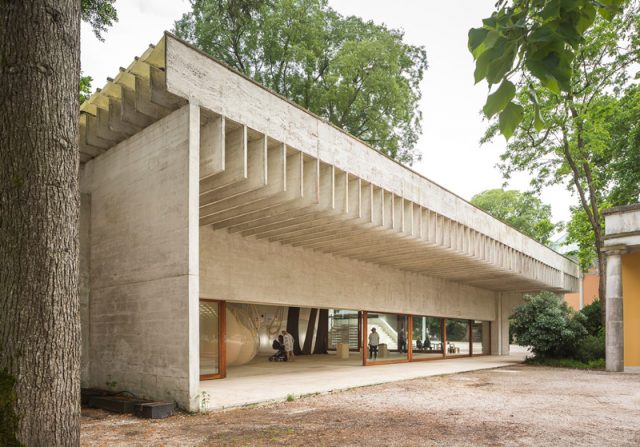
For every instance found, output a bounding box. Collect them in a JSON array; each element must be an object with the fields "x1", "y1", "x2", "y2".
[{"x1": 200, "y1": 300, "x2": 226, "y2": 380}]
